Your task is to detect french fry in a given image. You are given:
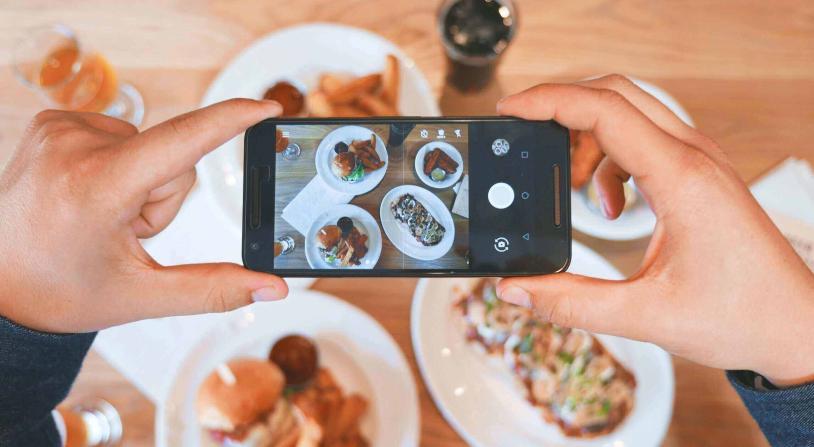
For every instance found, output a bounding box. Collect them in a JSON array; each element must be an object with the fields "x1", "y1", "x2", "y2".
[
  {"x1": 324, "y1": 395, "x2": 368, "y2": 443},
  {"x1": 381, "y1": 54, "x2": 400, "y2": 108},
  {"x1": 327, "y1": 74, "x2": 382, "y2": 105},
  {"x1": 307, "y1": 91, "x2": 335, "y2": 117},
  {"x1": 319, "y1": 73, "x2": 345, "y2": 96},
  {"x1": 333, "y1": 104, "x2": 370, "y2": 117},
  {"x1": 356, "y1": 93, "x2": 398, "y2": 116}
]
